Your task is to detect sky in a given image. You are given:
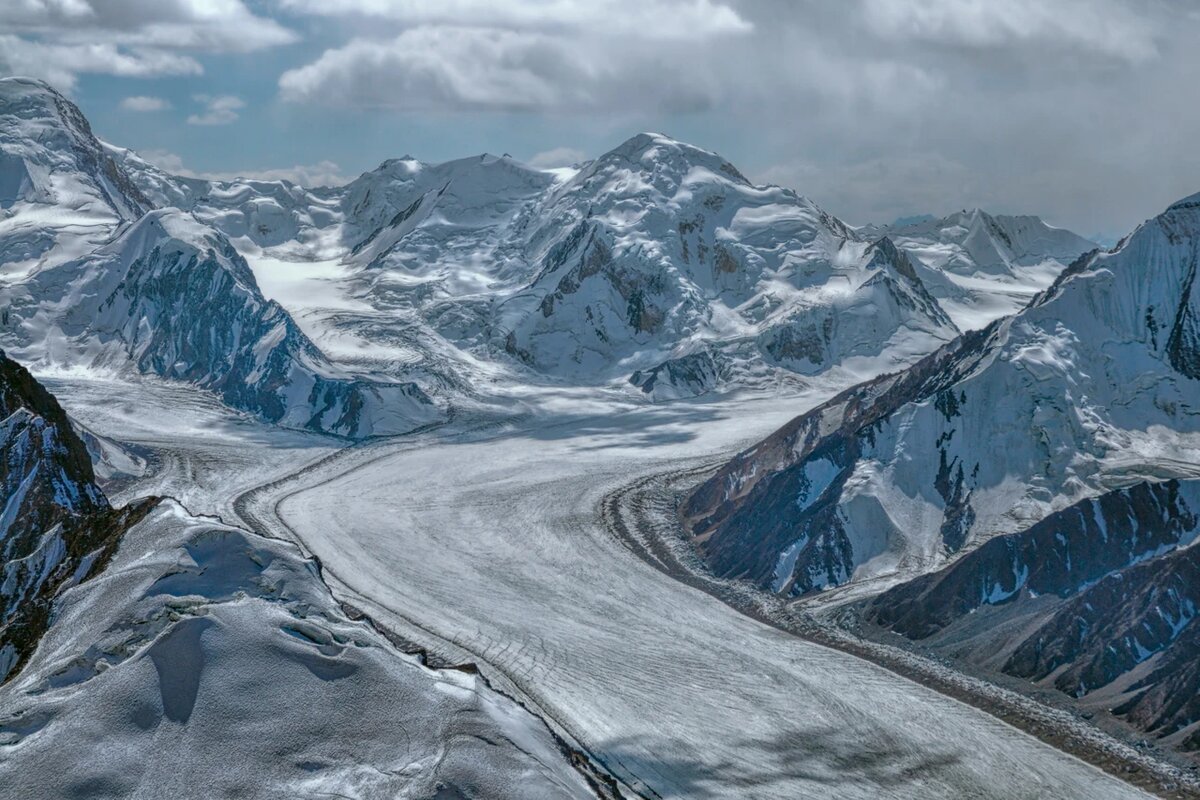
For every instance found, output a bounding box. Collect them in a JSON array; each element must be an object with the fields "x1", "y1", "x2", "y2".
[{"x1": 2, "y1": 0, "x2": 1198, "y2": 239}]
